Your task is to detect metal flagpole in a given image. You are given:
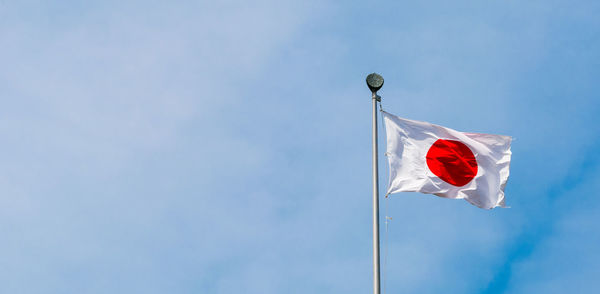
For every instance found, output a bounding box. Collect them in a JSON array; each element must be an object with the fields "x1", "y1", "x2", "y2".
[{"x1": 366, "y1": 73, "x2": 384, "y2": 294}]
